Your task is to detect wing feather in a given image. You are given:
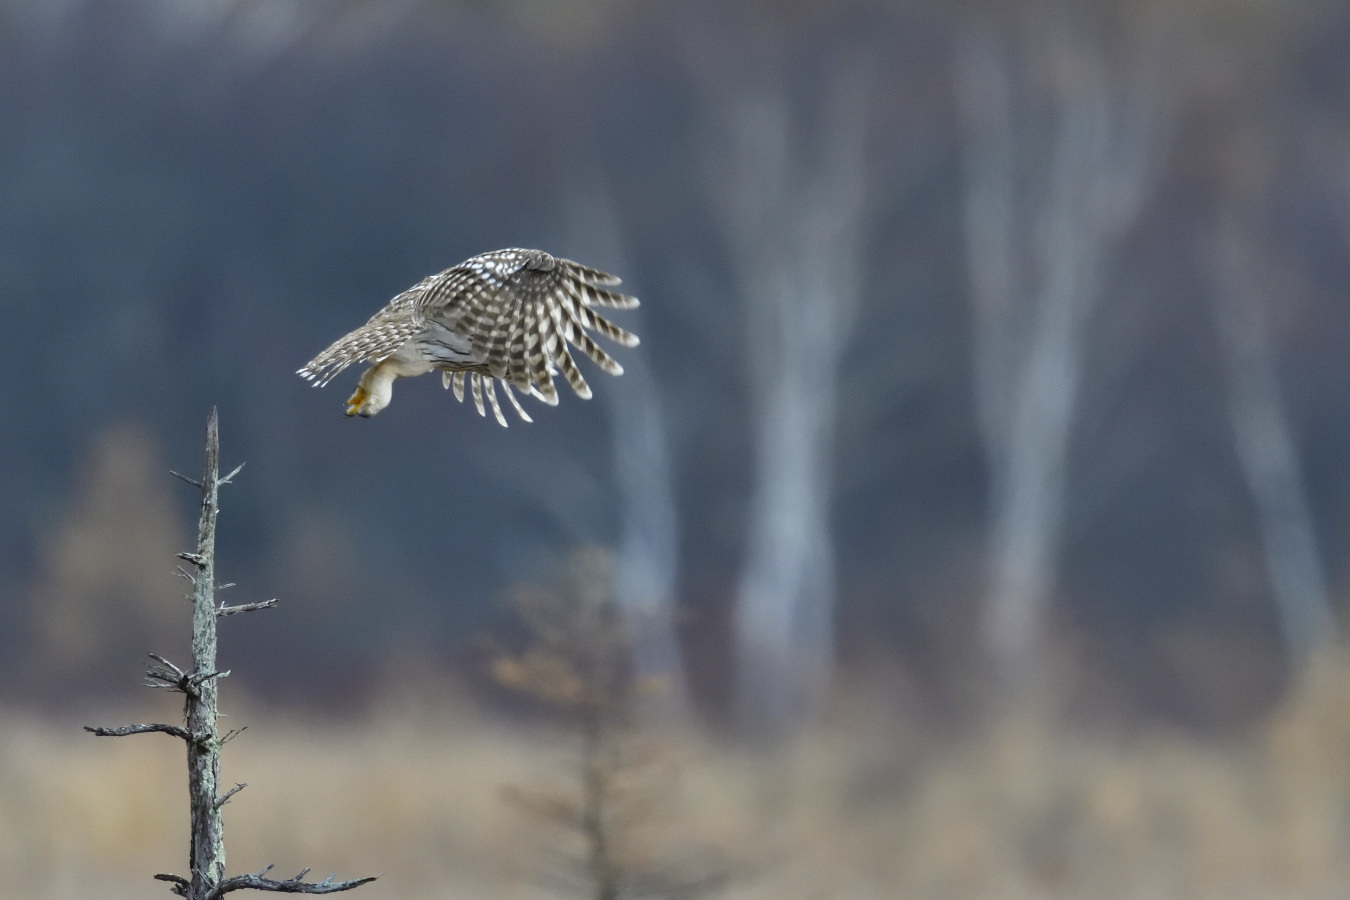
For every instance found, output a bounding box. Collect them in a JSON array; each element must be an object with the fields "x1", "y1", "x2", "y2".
[
  {"x1": 503, "y1": 382, "x2": 533, "y2": 423},
  {"x1": 547, "y1": 300, "x2": 591, "y2": 399},
  {"x1": 584, "y1": 309, "x2": 640, "y2": 348},
  {"x1": 562, "y1": 259, "x2": 623, "y2": 287},
  {"x1": 578, "y1": 282, "x2": 640, "y2": 310},
  {"x1": 483, "y1": 377, "x2": 509, "y2": 427},
  {"x1": 507, "y1": 301, "x2": 531, "y2": 391},
  {"x1": 297, "y1": 322, "x2": 417, "y2": 387},
  {"x1": 532, "y1": 304, "x2": 562, "y2": 406},
  {"x1": 470, "y1": 372, "x2": 486, "y2": 417},
  {"x1": 570, "y1": 328, "x2": 623, "y2": 375}
]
